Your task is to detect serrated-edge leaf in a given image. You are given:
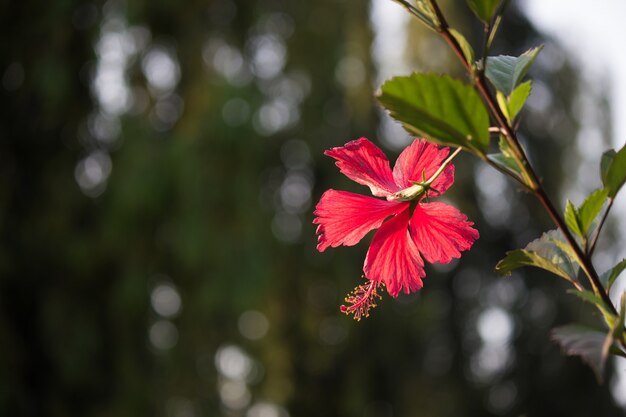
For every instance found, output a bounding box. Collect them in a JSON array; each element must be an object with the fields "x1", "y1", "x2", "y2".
[
  {"x1": 507, "y1": 80, "x2": 532, "y2": 120},
  {"x1": 564, "y1": 200, "x2": 583, "y2": 238},
  {"x1": 449, "y1": 29, "x2": 474, "y2": 67},
  {"x1": 578, "y1": 188, "x2": 608, "y2": 235},
  {"x1": 377, "y1": 73, "x2": 490, "y2": 154},
  {"x1": 600, "y1": 259, "x2": 626, "y2": 290},
  {"x1": 485, "y1": 46, "x2": 543, "y2": 95},
  {"x1": 527, "y1": 229, "x2": 580, "y2": 279},
  {"x1": 550, "y1": 324, "x2": 608, "y2": 382},
  {"x1": 466, "y1": 0, "x2": 501, "y2": 23},
  {"x1": 495, "y1": 249, "x2": 576, "y2": 283},
  {"x1": 496, "y1": 229, "x2": 580, "y2": 283}
]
